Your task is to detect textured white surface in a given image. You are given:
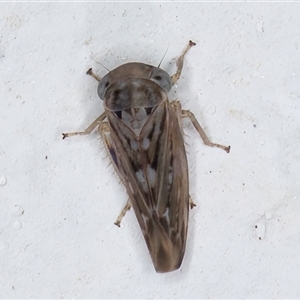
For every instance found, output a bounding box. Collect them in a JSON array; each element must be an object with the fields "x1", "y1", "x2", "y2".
[{"x1": 1, "y1": 2, "x2": 300, "y2": 298}]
